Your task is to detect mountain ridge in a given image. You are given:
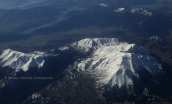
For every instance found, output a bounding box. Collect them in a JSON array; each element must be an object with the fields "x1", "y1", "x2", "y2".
[
  {"x1": 0, "y1": 49, "x2": 58, "y2": 72},
  {"x1": 66, "y1": 38, "x2": 164, "y2": 90},
  {"x1": 0, "y1": 38, "x2": 170, "y2": 104}
]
